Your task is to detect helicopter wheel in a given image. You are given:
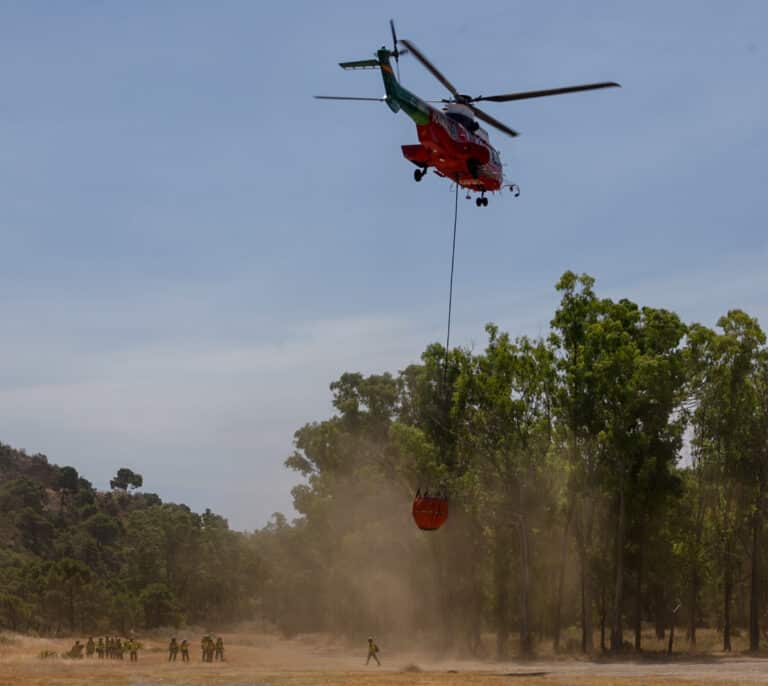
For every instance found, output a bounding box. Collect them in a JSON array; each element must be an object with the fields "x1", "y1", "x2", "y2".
[
  {"x1": 476, "y1": 196, "x2": 489, "y2": 207},
  {"x1": 414, "y1": 168, "x2": 426, "y2": 182}
]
